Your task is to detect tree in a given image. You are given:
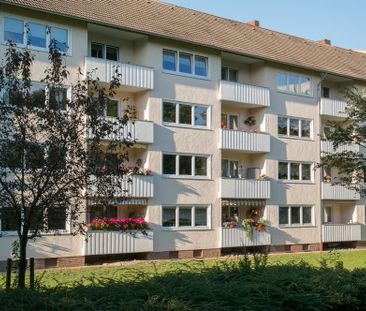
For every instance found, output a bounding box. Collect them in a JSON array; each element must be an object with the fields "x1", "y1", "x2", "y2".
[
  {"x1": 320, "y1": 88, "x2": 366, "y2": 196},
  {"x1": 0, "y1": 42, "x2": 132, "y2": 288}
]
